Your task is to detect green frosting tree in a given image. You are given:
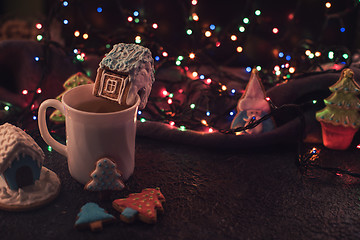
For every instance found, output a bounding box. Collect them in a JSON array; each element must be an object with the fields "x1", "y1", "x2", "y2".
[
  {"x1": 50, "y1": 72, "x2": 93, "y2": 122},
  {"x1": 316, "y1": 68, "x2": 360, "y2": 149}
]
